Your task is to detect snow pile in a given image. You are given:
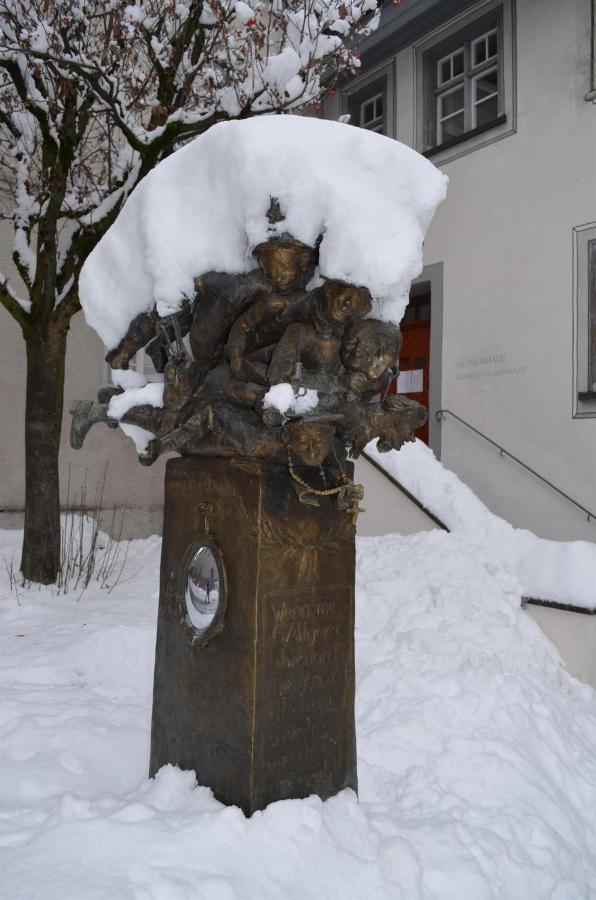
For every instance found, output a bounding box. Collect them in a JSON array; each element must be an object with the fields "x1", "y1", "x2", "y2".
[
  {"x1": 366, "y1": 439, "x2": 596, "y2": 609},
  {"x1": 79, "y1": 116, "x2": 448, "y2": 348},
  {"x1": 106, "y1": 381, "x2": 165, "y2": 453},
  {"x1": 2, "y1": 525, "x2": 596, "y2": 897},
  {"x1": 263, "y1": 382, "x2": 319, "y2": 415},
  {"x1": 111, "y1": 369, "x2": 148, "y2": 390},
  {"x1": 108, "y1": 382, "x2": 164, "y2": 420}
]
